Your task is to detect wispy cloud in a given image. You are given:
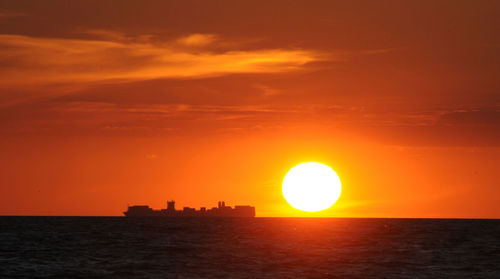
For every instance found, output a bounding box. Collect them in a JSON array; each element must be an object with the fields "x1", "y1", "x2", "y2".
[
  {"x1": 176, "y1": 33, "x2": 218, "y2": 47},
  {"x1": 0, "y1": 33, "x2": 324, "y2": 87},
  {"x1": 0, "y1": 9, "x2": 25, "y2": 18}
]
